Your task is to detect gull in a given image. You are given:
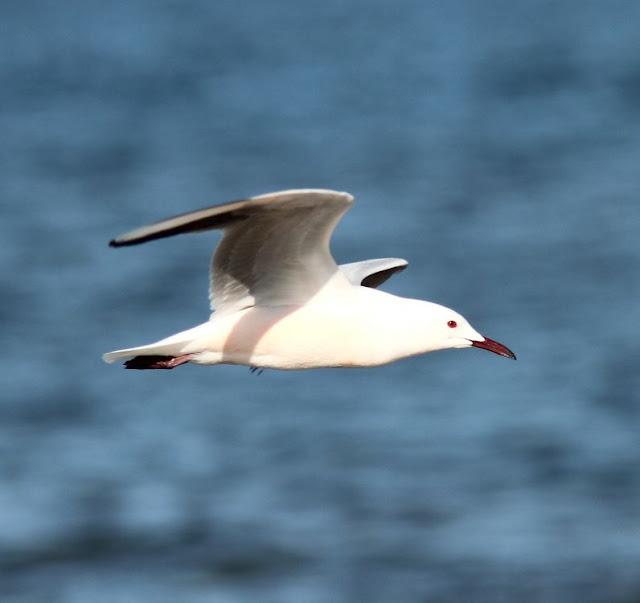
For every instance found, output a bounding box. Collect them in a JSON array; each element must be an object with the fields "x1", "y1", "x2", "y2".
[{"x1": 103, "y1": 189, "x2": 515, "y2": 370}]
